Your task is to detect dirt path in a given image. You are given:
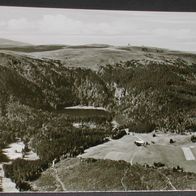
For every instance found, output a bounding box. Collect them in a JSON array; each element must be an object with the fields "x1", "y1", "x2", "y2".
[
  {"x1": 51, "y1": 159, "x2": 81, "y2": 191},
  {"x1": 121, "y1": 147, "x2": 142, "y2": 191},
  {"x1": 130, "y1": 151, "x2": 137, "y2": 166},
  {"x1": 158, "y1": 170, "x2": 176, "y2": 190},
  {"x1": 120, "y1": 168, "x2": 129, "y2": 191},
  {"x1": 52, "y1": 167, "x2": 66, "y2": 191},
  {"x1": 52, "y1": 160, "x2": 66, "y2": 191},
  {"x1": 130, "y1": 146, "x2": 142, "y2": 166}
]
